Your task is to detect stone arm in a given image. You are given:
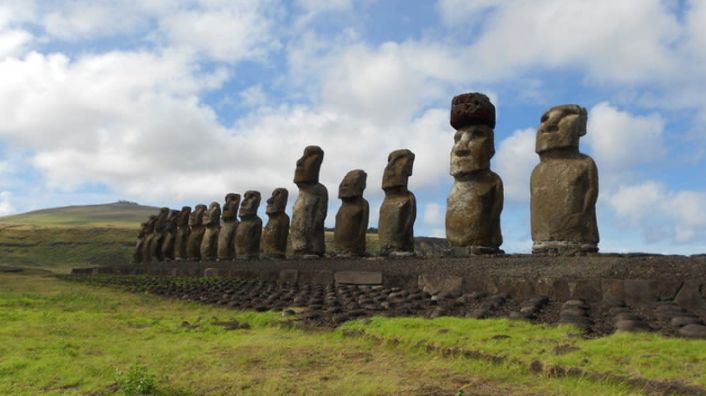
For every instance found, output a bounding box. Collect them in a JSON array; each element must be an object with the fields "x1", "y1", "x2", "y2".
[
  {"x1": 360, "y1": 199, "x2": 370, "y2": 241},
  {"x1": 405, "y1": 193, "x2": 417, "y2": 235},
  {"x1": 315, "y1": 186, "x2": 328, "y2": 224},
  {"x1": 584, "y1": 157, "x2": 599, "y2": 214},
  {"x1": 493, "y1": 177, "x2": 504, "y2": 223}
]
